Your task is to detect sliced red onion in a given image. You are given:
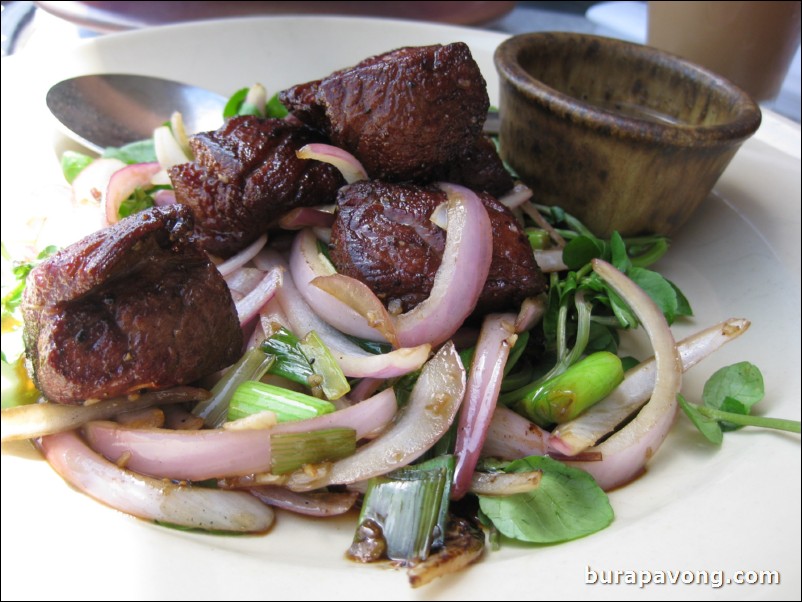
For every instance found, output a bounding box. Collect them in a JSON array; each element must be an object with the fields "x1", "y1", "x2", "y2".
[
  {"x1": 71, "y1": 157, "x2": 127, "y2": 205},
  {"x1": 481, "y1": 405, "x2": 551, "y2": 460},
  {"x1": 290, "y1": 229, "x2": 388, "y2": 342},
  {"x1": 394, "y1": 183, "x2": 493, "y2": 348},
  {"x1": 550, "y1": 318, "x2": 751, "y2": 456},
  {"x1": 225, "y1": 266, "x2": 268, "y2": 297},
  {"x1": 452, "y1": 313, "x2": 517, "y2": 499},
  {"x1": 514, "y1": 295, "x2": 547, "y2": 333},
  {"x1": 0, "y1": 387, "x2": 208, "y2": 443},
  {"x1": 83, "y1": 388, "x2": 397, "y2": 481},
  {"x1": 286, "y1": 342, "x2": 465, "y2": 491},
  {"x1": 216, "y1": 234, "x2": 268, "y2": 277},
  {"x1": 39, "y1": 431, "x2": 274, "y2": 533},
  {"x1": 534, "y1": 249, "x2": 568, "y2": 273},
  {"x1": 269, "y1": 249, "x2": 431, "y2": 378},
  {"x1": 278, "y1": 207, "x2": 336, "y2": 230},
  {"x1": 104, "y1": 162, "x2": 162, "y2": 225},
  {"x1": 248, "y1": 486, "x2": 358, "y2": 516},
  {"x1": 563, "y1": 259, "x2": 681, "y2": 490},
  {"x1": 152, "y1": 188, "x2": 176, "y2": 206},
  {"x1": 312, "y1": 274, "x2": 399, "y2": 347},
  {"x1": 470, "y1": 470, "x2": 542, "y2": 496},
  {"x1": 235, "y1": 267, "x2": 282, "y2": 325},
  {"x1": 498, "y1": 182, "x2": 533, "y2": 209},
  {"x1": 296, "y1": 143, "x2": 367, "y2": 183}
]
